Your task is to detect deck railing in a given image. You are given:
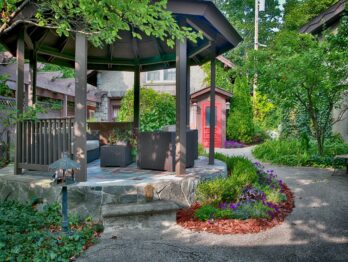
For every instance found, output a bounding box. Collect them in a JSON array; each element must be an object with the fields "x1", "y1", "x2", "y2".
[{"x1": 17, "y1": 117, "x2": 74, "y2": 171}]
